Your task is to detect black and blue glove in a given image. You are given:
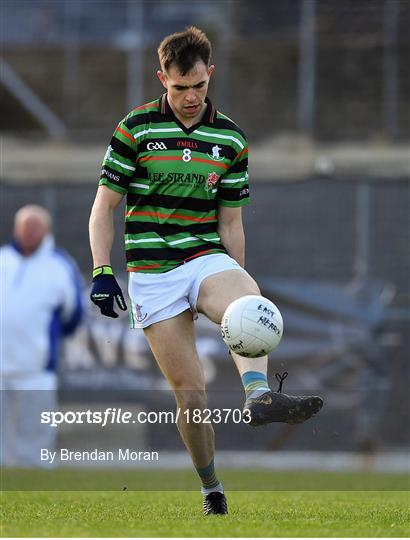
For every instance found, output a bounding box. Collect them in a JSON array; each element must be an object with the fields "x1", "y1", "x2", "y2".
[{"x1": 90, "y1": 266, "x2": 127, "y2": 318}]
